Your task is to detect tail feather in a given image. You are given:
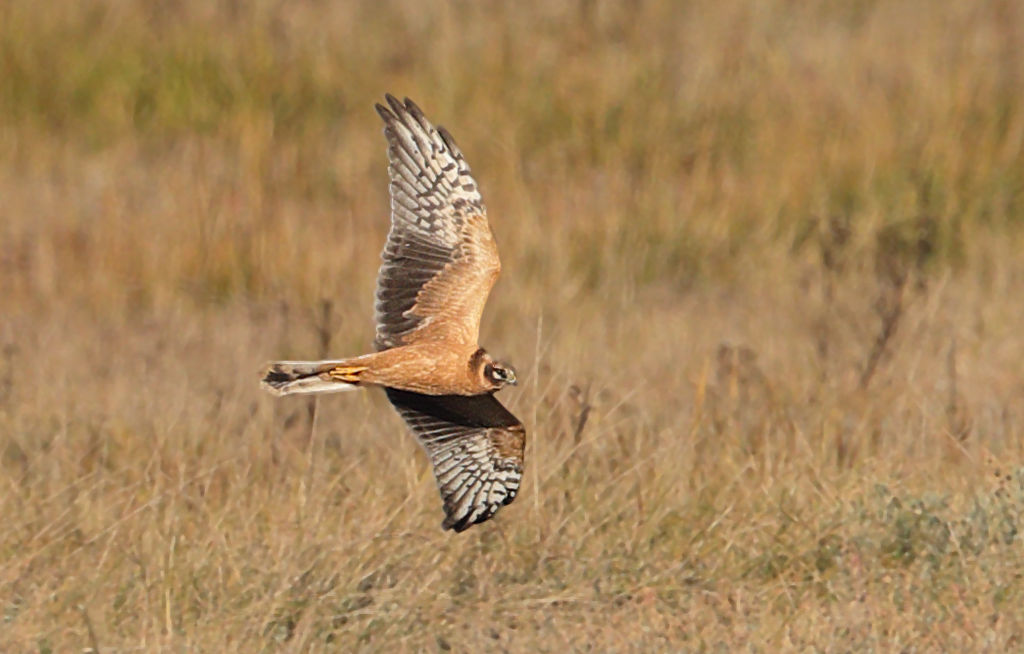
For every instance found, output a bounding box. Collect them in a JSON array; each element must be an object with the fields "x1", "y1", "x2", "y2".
[{"x1": 260, "y1": 360, "x2": 361, "y2": 396}]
